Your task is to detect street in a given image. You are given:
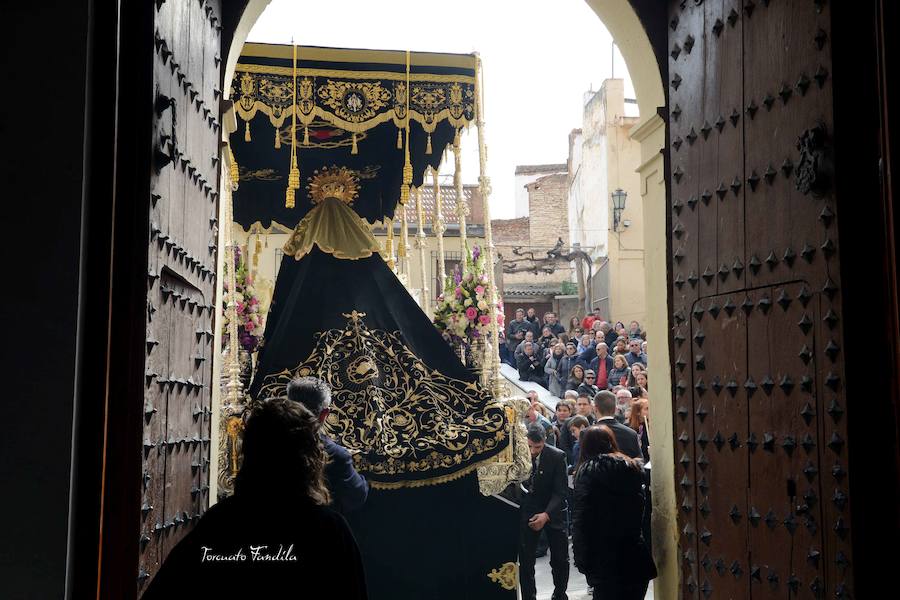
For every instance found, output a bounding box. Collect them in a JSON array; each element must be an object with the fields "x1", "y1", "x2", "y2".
[{"x1": 533, "y1": 543, "x2": 654, "y2": 600}]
